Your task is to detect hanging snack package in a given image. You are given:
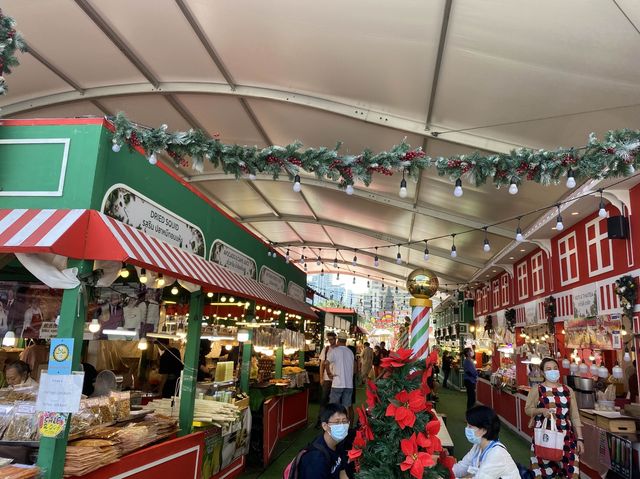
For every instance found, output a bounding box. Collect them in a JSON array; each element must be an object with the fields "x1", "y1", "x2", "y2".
[
  {"x1": 97, "y1": 397, "x2": 114, "y2": 424},
  {"x1": 0, "y1": 405, "x2": 14, "y2": 438},
  {"x1": 3, "y1": 402, "x2": 38, "y2": 441},
  {"x1": 109, "y1": 391, "x2": 130, "y2": 421}
]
